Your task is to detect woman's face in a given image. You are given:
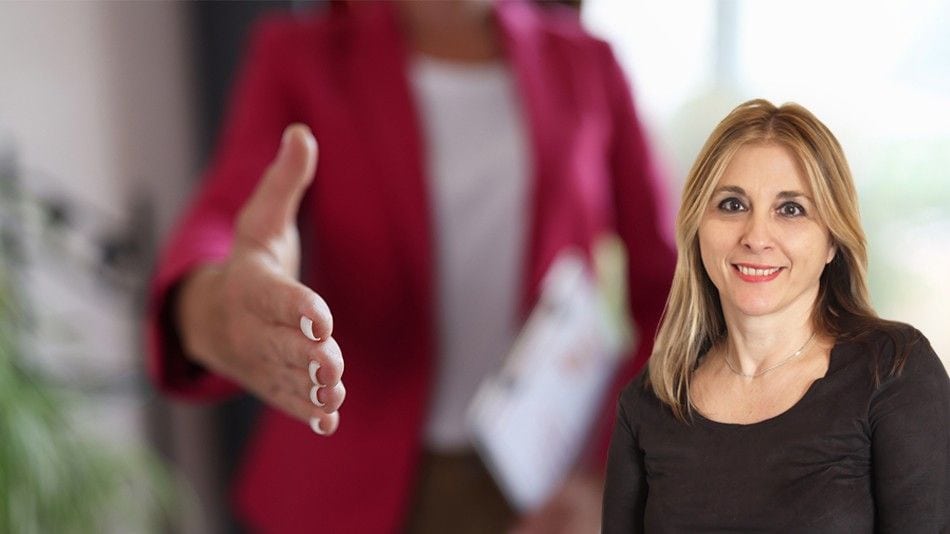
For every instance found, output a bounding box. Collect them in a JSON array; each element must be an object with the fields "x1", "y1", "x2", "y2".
[{"x1": 698, "y1": 143, "x2": 836, "y2": 321}]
